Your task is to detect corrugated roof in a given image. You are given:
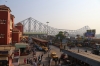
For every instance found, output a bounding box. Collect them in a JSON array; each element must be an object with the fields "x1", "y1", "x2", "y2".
[{"x1": 0, "y1": 5, "x2": 11, "y2": 12}]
